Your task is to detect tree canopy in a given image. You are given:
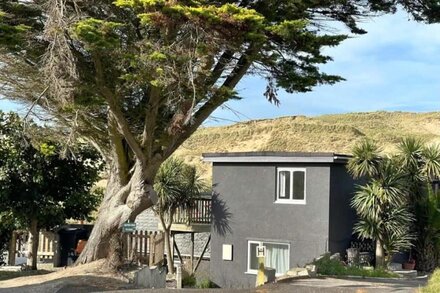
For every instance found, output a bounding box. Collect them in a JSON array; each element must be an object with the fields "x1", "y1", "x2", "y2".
[
  {"x1": 0, "y1": 111, "x2": 103, "y2": 229},
  {"x1": 0, "y1": 111, "x2": 103, "y2": 268}
]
